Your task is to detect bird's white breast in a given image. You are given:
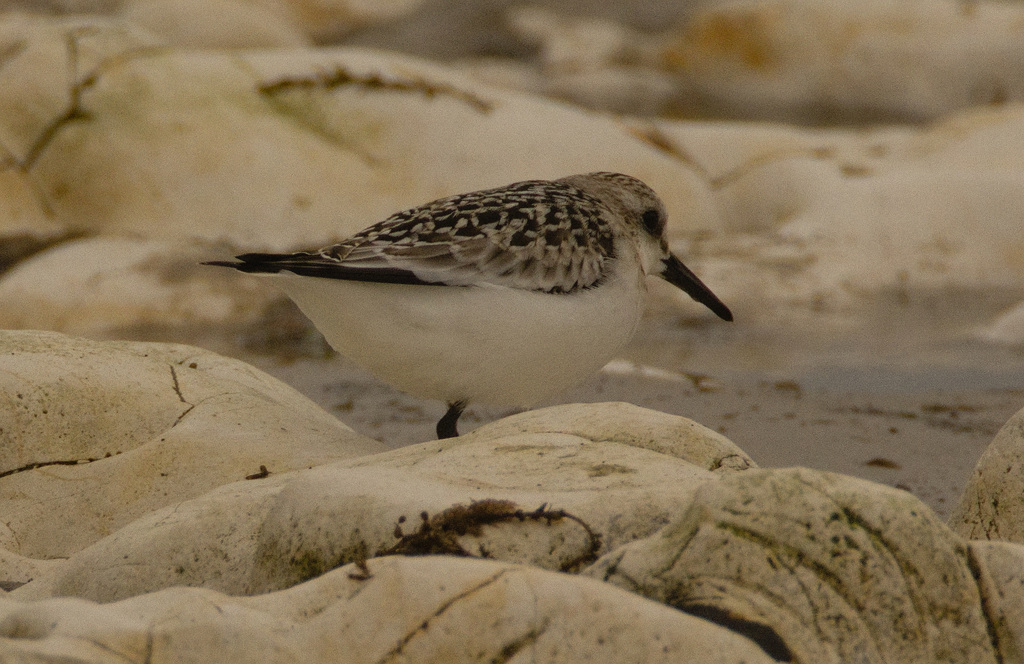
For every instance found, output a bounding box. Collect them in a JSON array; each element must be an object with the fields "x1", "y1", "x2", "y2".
[{"x1": 271, "y1": 245, "x2": 647, "y2": 407}]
